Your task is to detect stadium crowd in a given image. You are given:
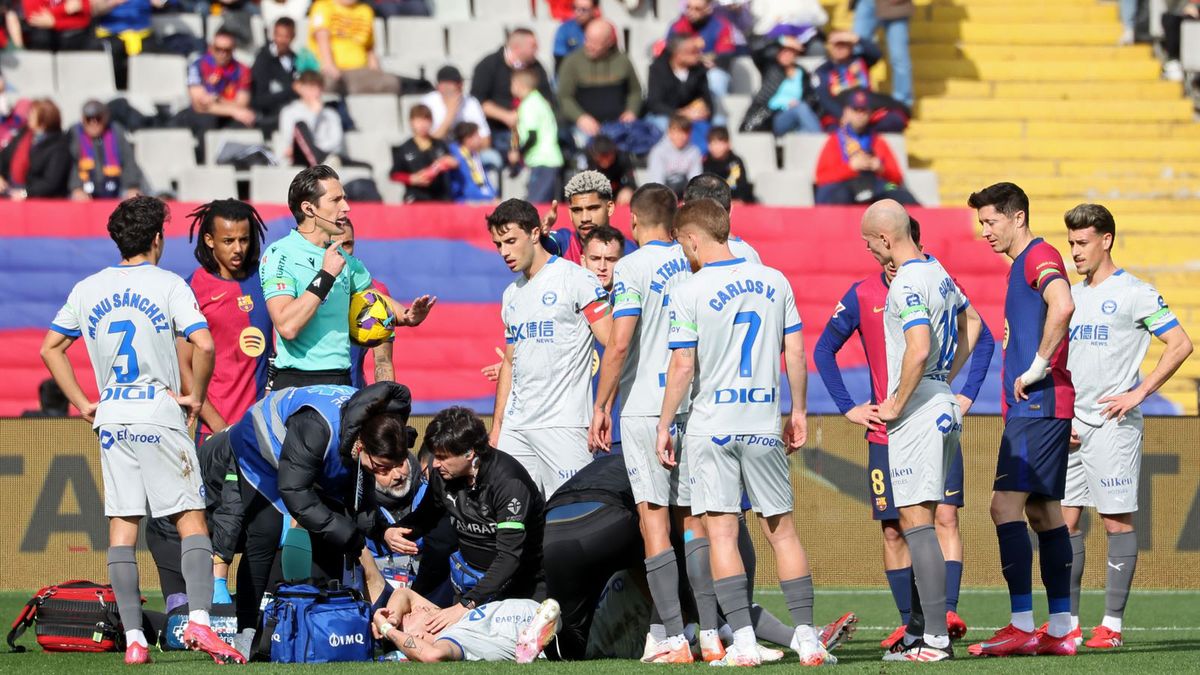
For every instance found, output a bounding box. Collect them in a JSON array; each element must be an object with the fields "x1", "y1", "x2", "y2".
[{"x1": 0, "y1": 0, "x2": 933, "y2": 205}]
